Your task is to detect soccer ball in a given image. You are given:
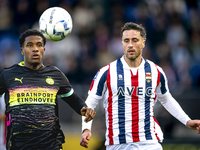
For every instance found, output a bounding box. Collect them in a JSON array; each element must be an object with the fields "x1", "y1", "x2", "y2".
[{"x1": 39, "y1": 7, "x2": 73, "y2": 41}]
